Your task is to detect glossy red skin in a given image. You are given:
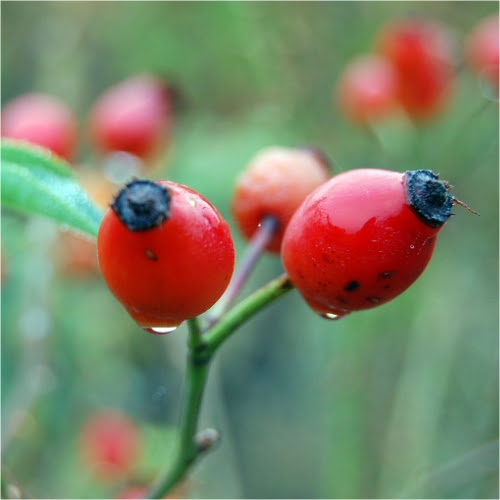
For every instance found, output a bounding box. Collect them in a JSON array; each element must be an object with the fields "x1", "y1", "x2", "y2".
[
  {"x1": 1, "y1": 93, "x2": 77, "y2": 161},
  {"x1": 336, "y1": 54, "x2": 398, "y2": 123},
  {"x1": 80, "y1": 410, "x2": 140, "y2": 481},
  {"x1": 281, "y1": 169, "x2": 441, "y2": 318},
  {"x1": 231, "y1": 147, "x2": 330, "y2": 253},
  {"x1": 464, "y1": 15, "x2": 499, "y2": 88},
  {"x1": 89, "y1": 74, "x2": 172, "y2": 161},
  {"x1": 376, "y1": 19, "x2": 455, "y2": 120},
  {"x1": 98, "y1": 180, "x2": 234, "y2": 330}
]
